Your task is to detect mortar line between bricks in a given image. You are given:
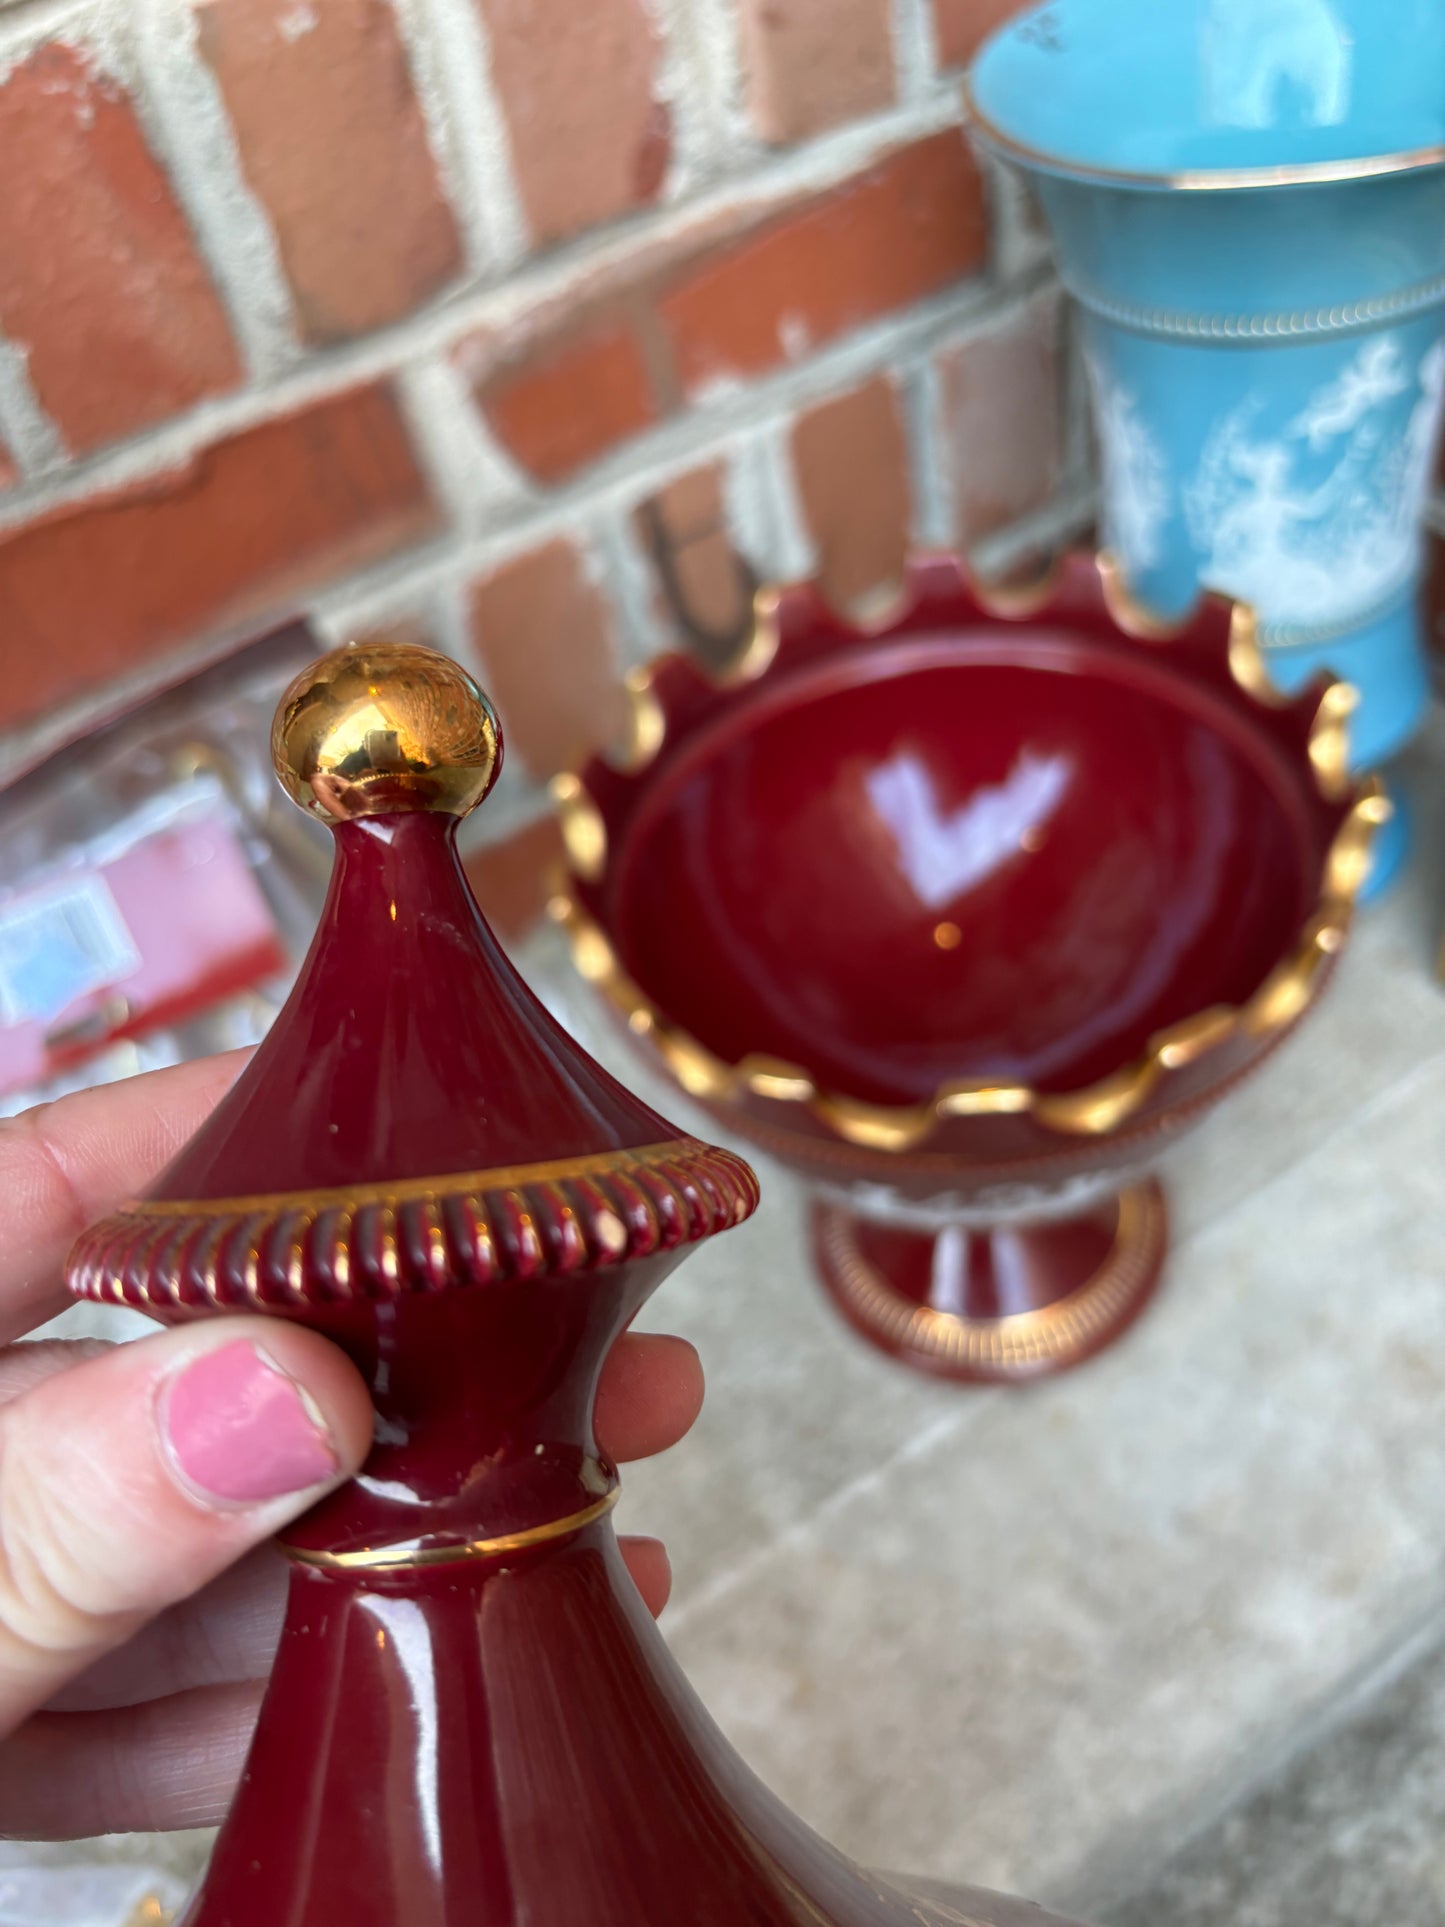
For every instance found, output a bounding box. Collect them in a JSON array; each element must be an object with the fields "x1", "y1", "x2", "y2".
[
  {"x1": 902, "y1": 355, "x2": 956, "y2": 546},
  {"x1": 0, "y1": 85, "x2": 981, "y2": 533},
  {"x1": 0, "y1": 0, "x2": 93, "y2": 69},
  {"x1": 396, "y1": 0, "x2": 530, "y2": 275},
  {"x1": 0, "y1": 0, "x2": 301, "y2": 440},
  {"x1": 128, "y1": 0, "x2": 302, "y2": 385},
  {"x1": 646, "y1": 0, "x2": 755, "y2": 196},
  {"x1": 0, "y1": 338, "x2": 64, "y2": 475},
  {"x1": 297, "y1": 270, "x2": 1064, "y2": 604},
  {"x1": 0, "y1": 258, "x2": 1079, "y2": 781},
  {"x1": 741, "y1": 415, "x2": 819, "y2": 581},
  {"x1": 594, "y1": 496, "x2": 673, "y2": 670},
  {"x1": 969, "y1": 474, "x2": 1097, "y2": 573},
  {"x1": 0, "y1": 260, "x2": 1061, "y2": 544},
  {"x1": 305, "y1": 404, "x2": 1090, "y2": 673},
  {"x1": 393, "y1": 354, "x2": 541, "y2": 536},
  {"x1": 890, "y1": 0, "x2": 940, "y2": 105},
  {"x1": 975, "y1": 153, "x2": 1056, "y2": 286}
]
